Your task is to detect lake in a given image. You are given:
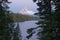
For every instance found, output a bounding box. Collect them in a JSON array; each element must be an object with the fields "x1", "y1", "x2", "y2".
[{"x1": 16, "y1": 20, "x2": 41, "y2": 40}]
